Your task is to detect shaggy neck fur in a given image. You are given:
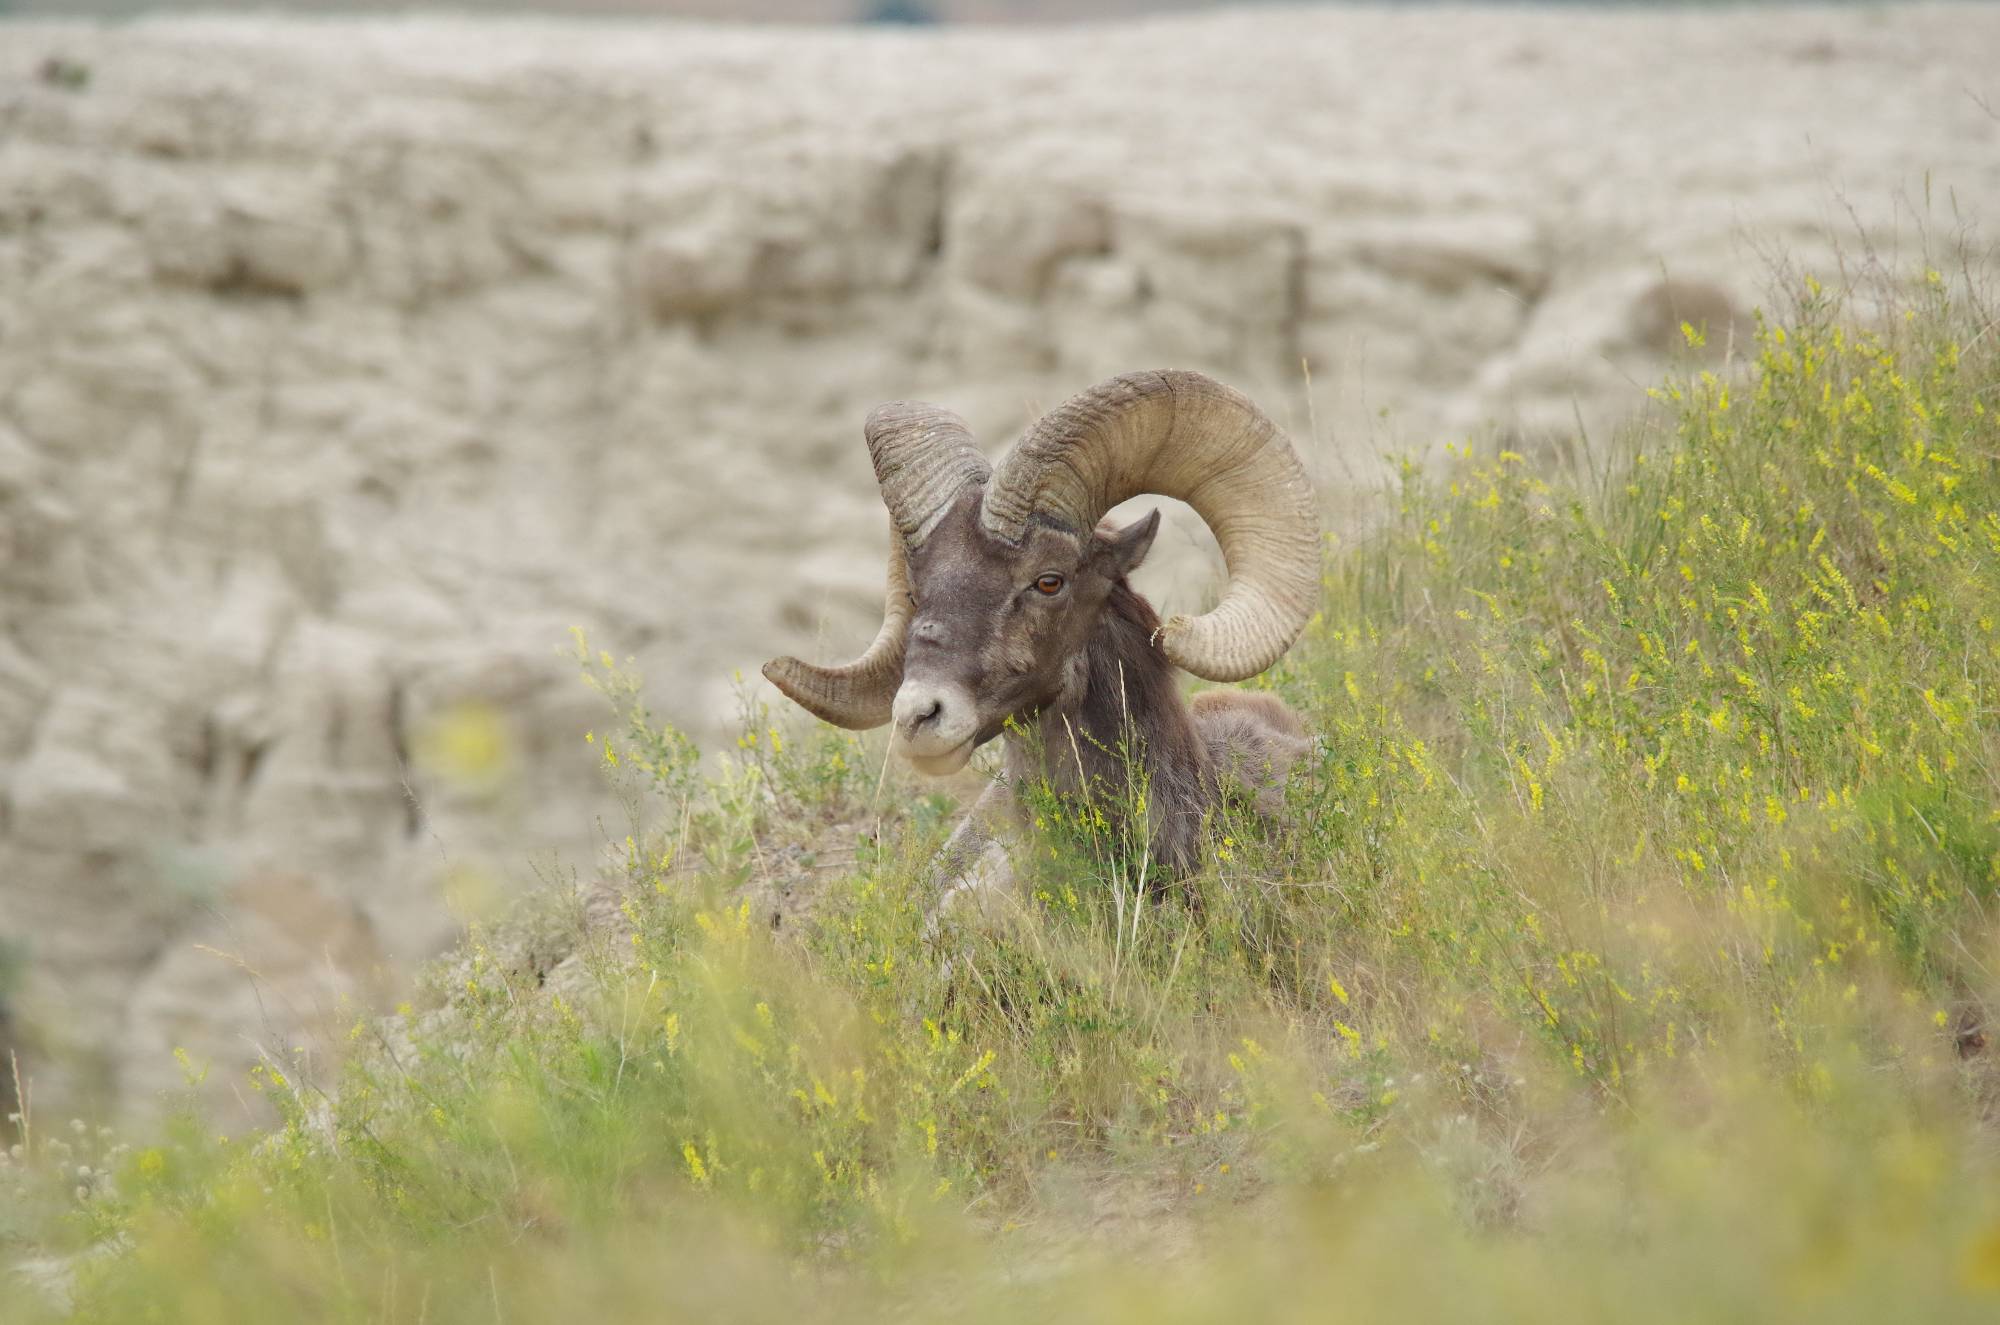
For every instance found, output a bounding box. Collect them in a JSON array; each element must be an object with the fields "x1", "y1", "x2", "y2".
[{"x1": 1003, "y1": 581, "x2": 1216, "y2": 874}]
